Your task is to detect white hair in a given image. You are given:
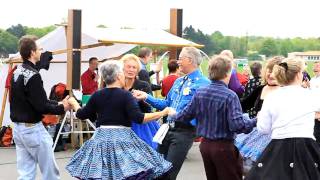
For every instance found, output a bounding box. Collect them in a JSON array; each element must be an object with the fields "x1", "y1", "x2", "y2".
[
  {"x1": 180, "y1": 47, "x2": 202, "y2": 66},
  {"x1": 100, "y1": 60, "x2": 123, "y2": 85}
]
